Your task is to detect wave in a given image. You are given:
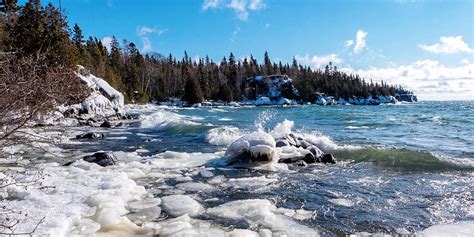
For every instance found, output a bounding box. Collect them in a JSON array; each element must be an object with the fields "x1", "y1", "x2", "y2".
[
  {"x1": 206, "y1": 126, "x2": 243, "y2": 146},
  {"x1": 140, "y1": 109, "x2": 209, "y2": 132},
  {"x1": 334, "y1": 148, "x2": 474, "y2": 172}
]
